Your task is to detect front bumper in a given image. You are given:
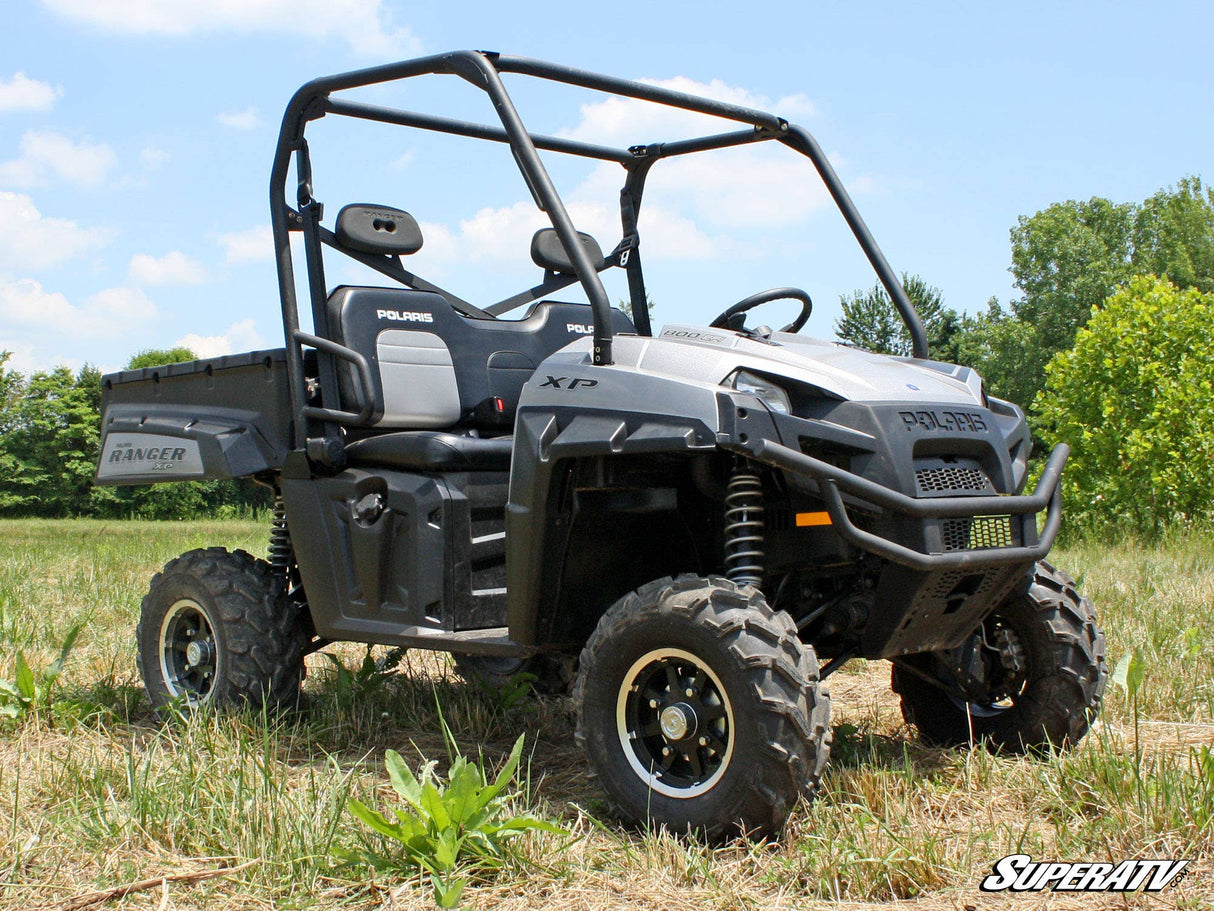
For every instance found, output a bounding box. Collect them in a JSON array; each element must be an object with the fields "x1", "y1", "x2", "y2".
[
  {"x1": 716, "y1": 390, "x2": 1063, "y2": 657},
  {"x1": 717, "y1": 389, "x2": 1061, "y2": 572},
  {"x1": 749, "y1": 437, "x2": 1066, "y2": 571}
]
